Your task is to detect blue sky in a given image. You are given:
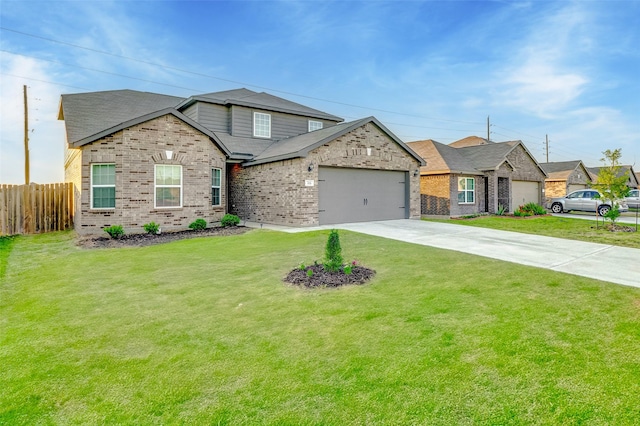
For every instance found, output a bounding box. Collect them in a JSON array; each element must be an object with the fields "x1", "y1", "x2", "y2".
[{"x1": 1, "y1": 0, "x2": 639, "y2": 184}]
